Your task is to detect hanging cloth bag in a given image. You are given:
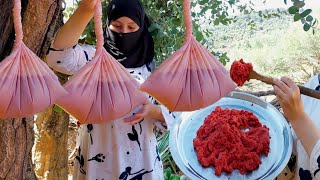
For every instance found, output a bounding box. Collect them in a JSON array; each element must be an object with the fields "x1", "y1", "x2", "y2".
[
  {"x1": 140, "y1": 0, "x2": 236, "y2": 111},
  {"x1": 57, "y1": 1, "x2": 147, "y2": 124},
  {"x1": 0, "y1": 0, "x2": 67, "y2": 118}
]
